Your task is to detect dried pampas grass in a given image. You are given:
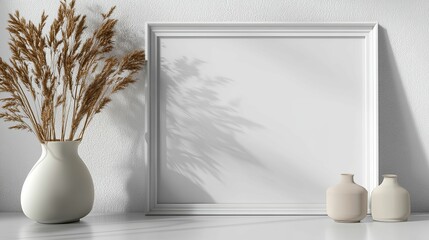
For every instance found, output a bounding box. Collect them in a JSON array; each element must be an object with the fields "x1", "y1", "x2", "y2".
[{"x1": 0, "y1": 0, "x2": 146, "y2": 143}]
